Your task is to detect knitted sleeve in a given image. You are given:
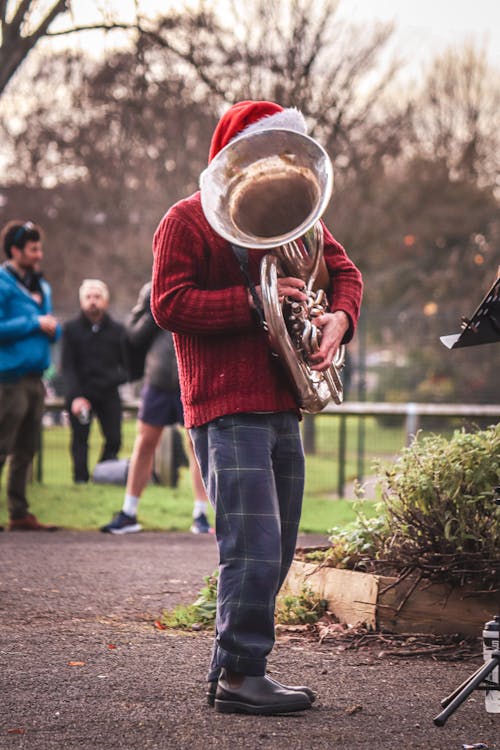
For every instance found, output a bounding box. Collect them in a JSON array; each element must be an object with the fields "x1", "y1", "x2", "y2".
[{"x1": 322, "y1": 222, "x2": 363, "y2": 343}]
